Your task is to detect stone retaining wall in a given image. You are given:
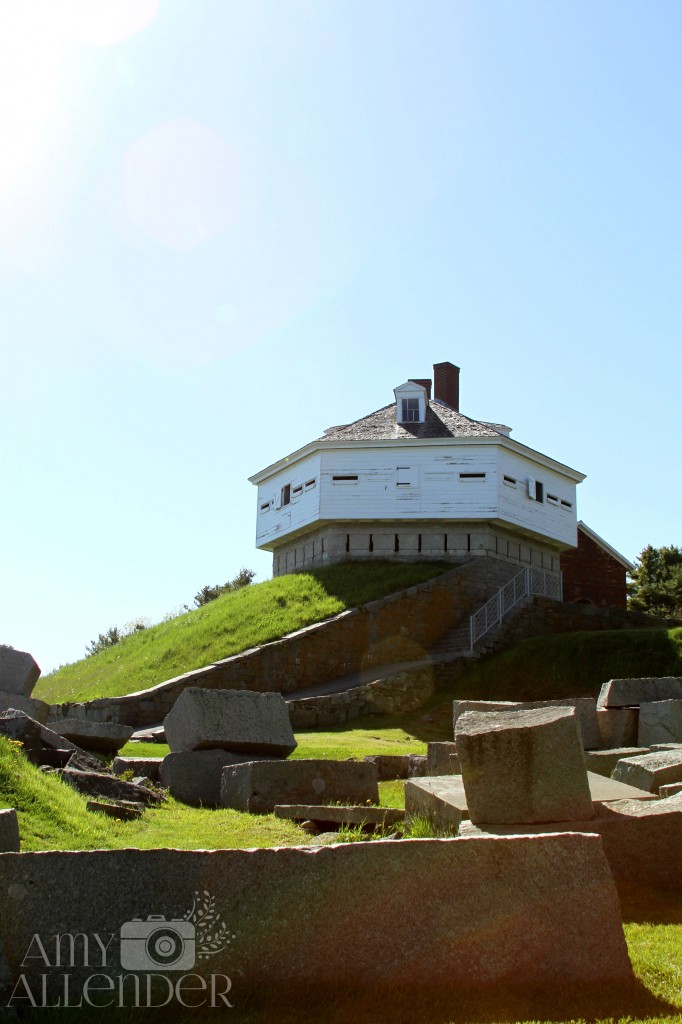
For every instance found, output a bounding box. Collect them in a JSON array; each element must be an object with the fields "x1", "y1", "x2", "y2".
[
  {"x1": 288, "y1": 667, "x2": 435, "y2": 729},
  {"x1": 51, "y1": 557, "x2": 519, "y2": 728}
]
